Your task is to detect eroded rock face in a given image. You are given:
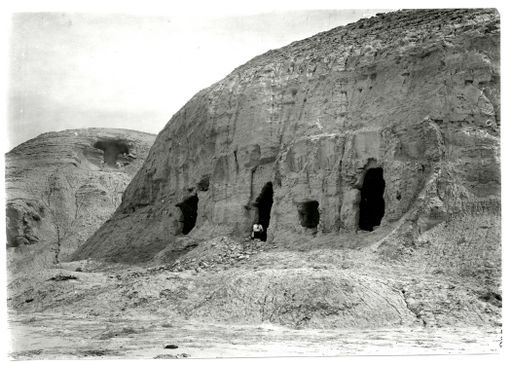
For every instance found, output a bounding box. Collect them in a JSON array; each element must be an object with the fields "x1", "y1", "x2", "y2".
[
  {"x1": 74, "y1": 9, "x2": 500, "y2": 263},
  {"x1": 5, "y1": 128, "x2": 155, "y2": 267}
]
